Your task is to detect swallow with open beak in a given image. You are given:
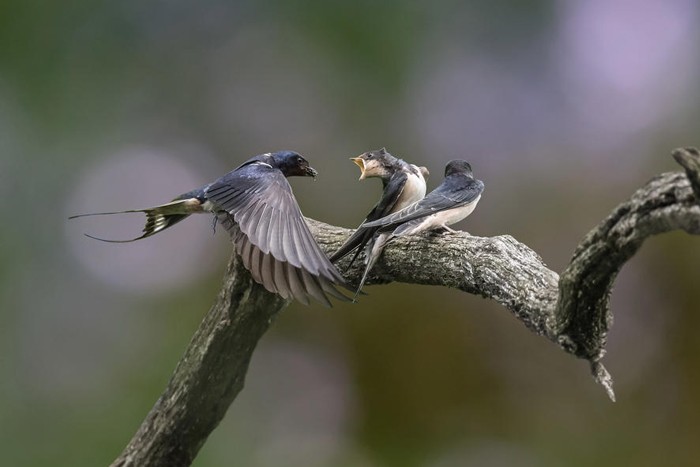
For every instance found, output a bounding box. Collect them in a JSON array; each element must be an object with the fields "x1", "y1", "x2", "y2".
[
  {"x1": 350, "y1": 159, "x2": 484, "y2": 299},
  {"x1": 330, "y1": 147, "x2": 428, "y2": 271},
  {"x1": 70, "y1": 151, "x2": 349, "y2": 306}
]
